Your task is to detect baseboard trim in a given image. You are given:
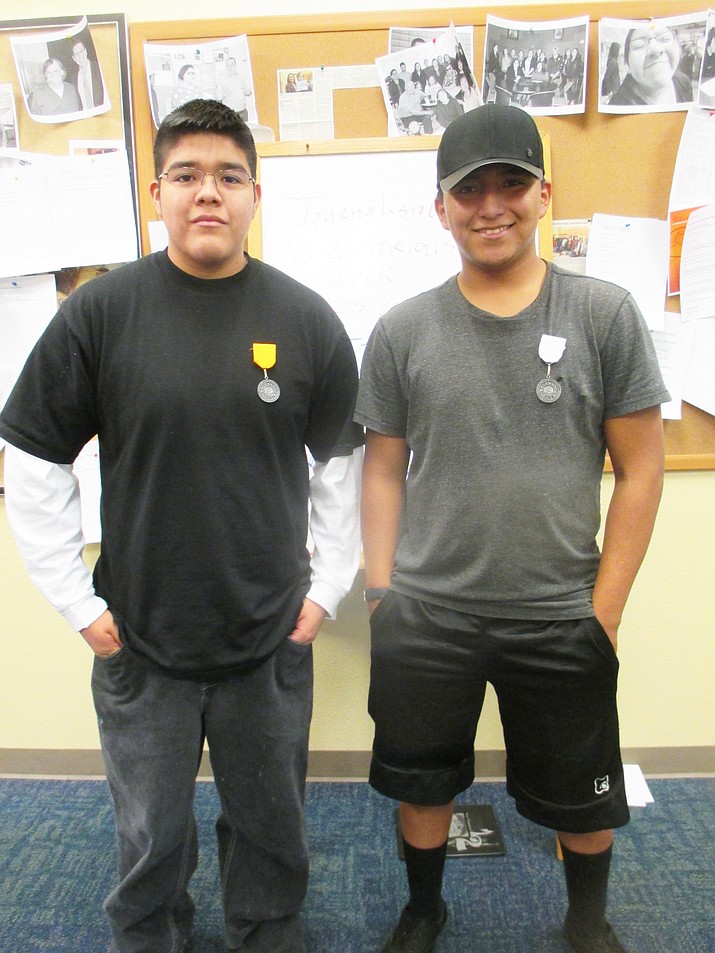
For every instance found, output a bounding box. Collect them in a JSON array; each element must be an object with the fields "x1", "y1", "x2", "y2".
[{"x1": 1, "y1": 747, "x2": 712, "y2": 780}]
